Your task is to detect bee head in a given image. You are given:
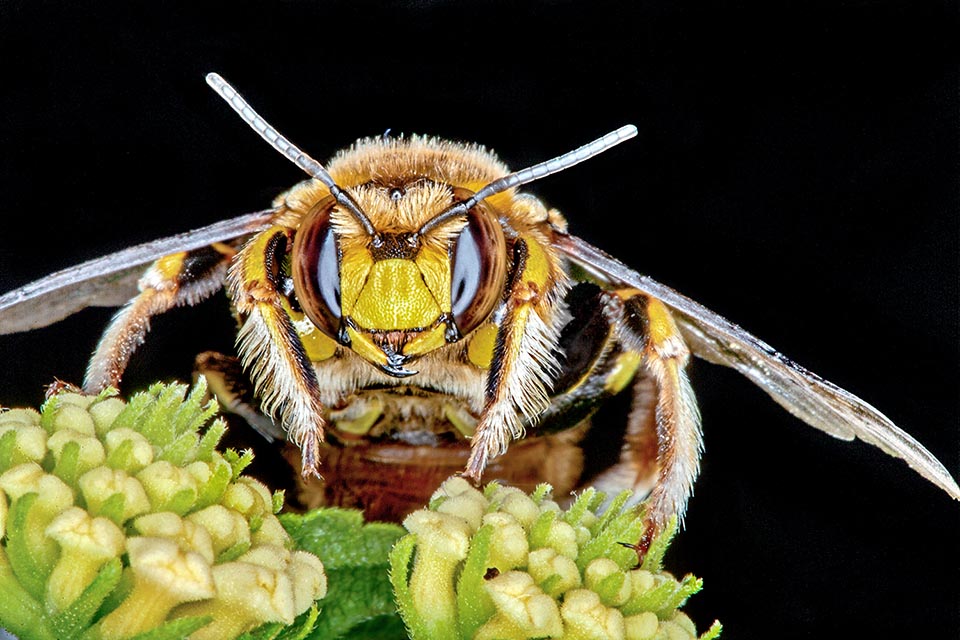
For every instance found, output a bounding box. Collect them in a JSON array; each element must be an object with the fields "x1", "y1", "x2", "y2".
[{"x1": 292, "y1": 180, "x2": 506, "y2": 377}]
